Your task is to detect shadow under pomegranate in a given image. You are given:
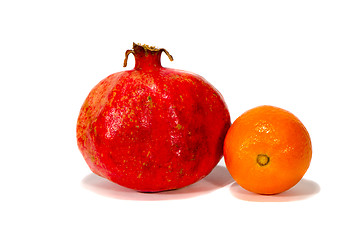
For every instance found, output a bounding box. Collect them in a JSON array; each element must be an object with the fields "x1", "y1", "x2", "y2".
[{"x1": 82, "y1": 165, "x2": 235, "y2": 201}]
